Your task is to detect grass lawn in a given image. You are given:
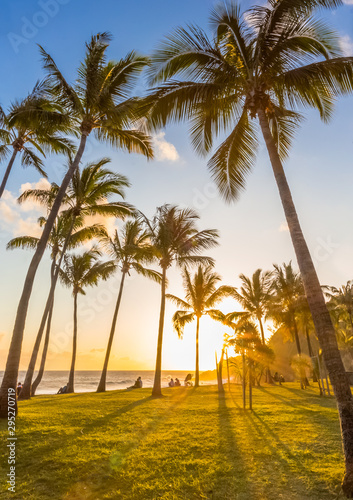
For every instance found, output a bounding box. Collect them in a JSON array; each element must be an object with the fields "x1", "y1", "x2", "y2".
[{"x1": 0, "y1": 383, "x2": 346, "y2": 500}]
